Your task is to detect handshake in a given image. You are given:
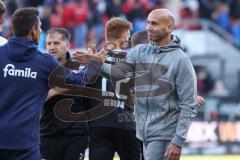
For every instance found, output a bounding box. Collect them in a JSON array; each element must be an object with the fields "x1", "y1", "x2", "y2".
[{"x1": 73, "y1": 45, "x2": 108, "y2": 65}]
